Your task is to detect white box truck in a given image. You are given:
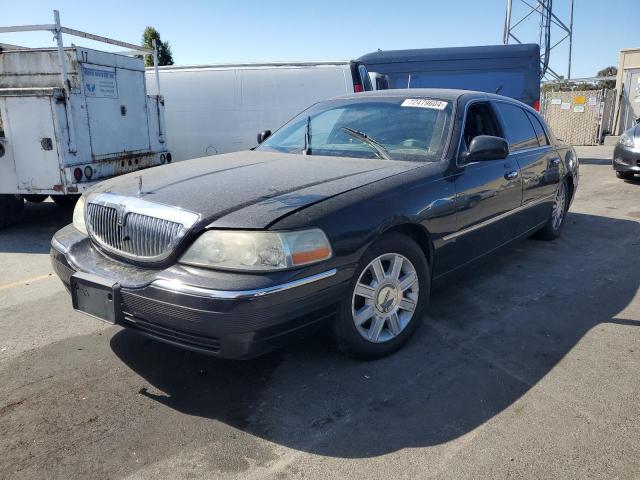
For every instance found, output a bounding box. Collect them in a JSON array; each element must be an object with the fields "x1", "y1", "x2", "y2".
[
  {"x1": 145, "y1": 61, "x2": 373, "y2": 161},
  {"x1": 0, "y1": 11, "x2": 168, "y2": 228}
]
